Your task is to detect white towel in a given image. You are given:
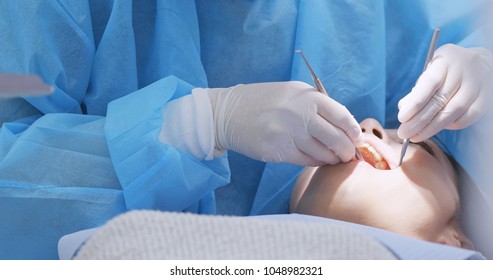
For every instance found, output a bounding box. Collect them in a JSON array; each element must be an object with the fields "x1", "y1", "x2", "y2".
[{"x1": 73, "y1": 210, "x2": 395, "y2": 260}]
